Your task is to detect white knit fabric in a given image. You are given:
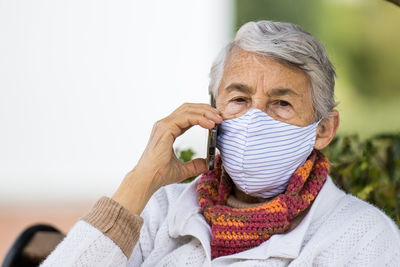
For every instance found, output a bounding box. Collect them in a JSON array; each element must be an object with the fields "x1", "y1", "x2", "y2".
[
  {"x1": 42, "y1": 177, "x2": 400, "y2": 266},
  {"x1": 40, "y1": 220, "x2": 126, "y2": 266}
]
